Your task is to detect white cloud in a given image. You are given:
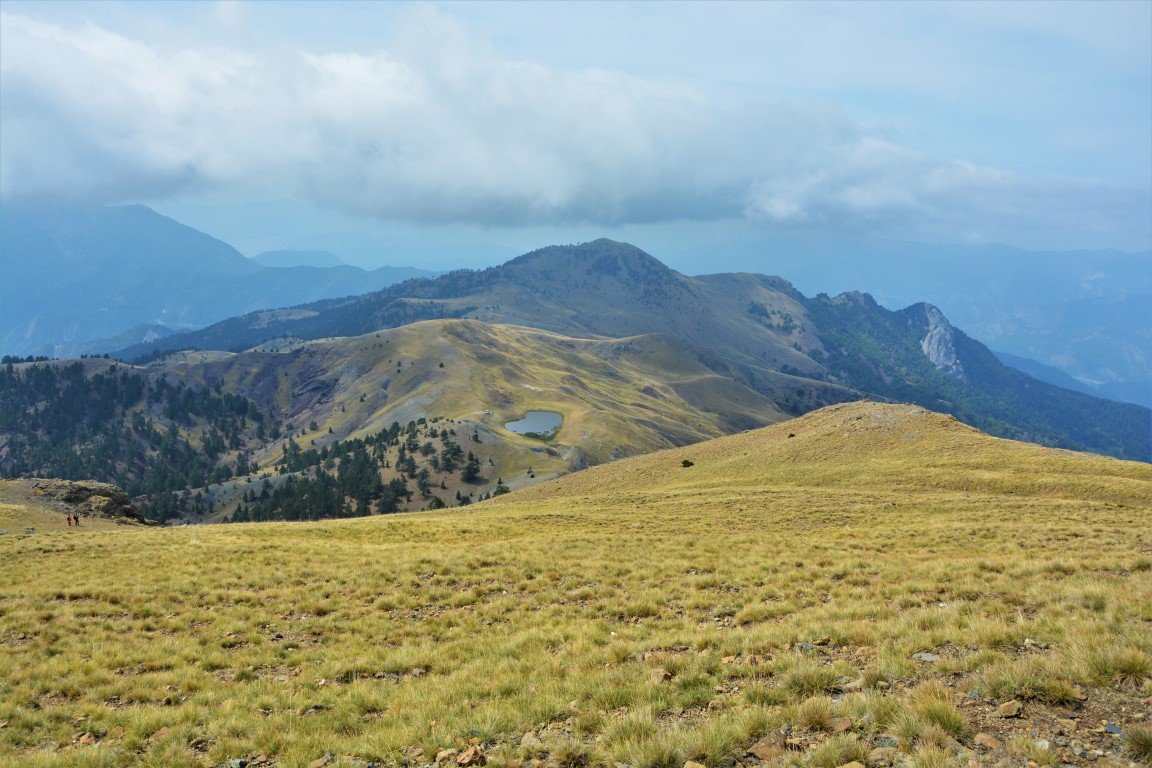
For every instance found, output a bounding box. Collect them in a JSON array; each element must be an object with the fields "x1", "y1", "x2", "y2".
[{"x1": 0, "y1": 6, "x2": 1148, "y2": 247}]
